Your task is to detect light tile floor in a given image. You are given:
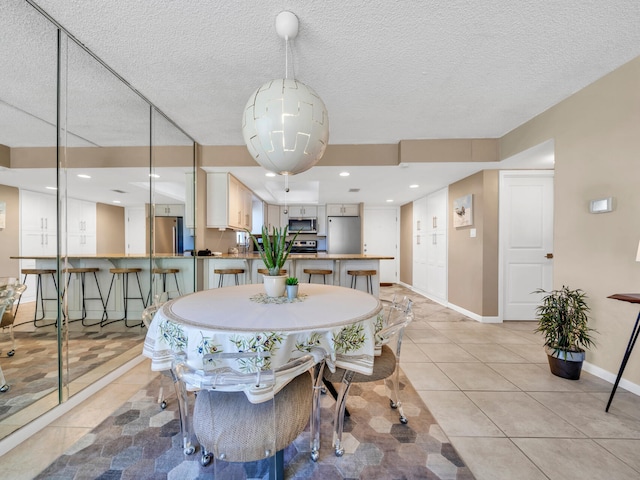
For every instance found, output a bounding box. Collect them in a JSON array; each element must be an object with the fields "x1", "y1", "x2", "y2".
[{"x1": 2, "y1": 284, "x2": 640, "y2": 479}]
